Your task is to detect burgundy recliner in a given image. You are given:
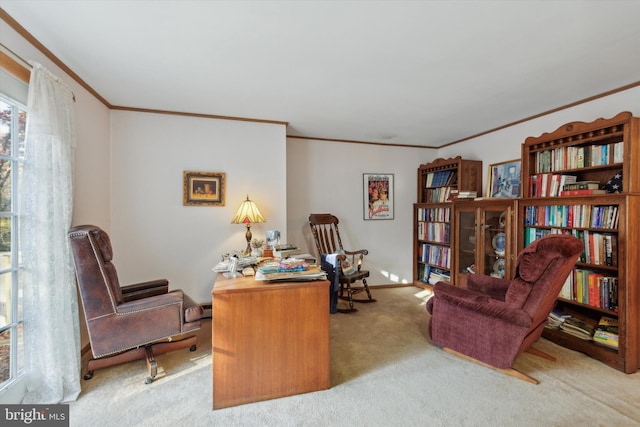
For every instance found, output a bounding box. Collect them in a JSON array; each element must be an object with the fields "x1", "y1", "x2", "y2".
[
  {"x1": 69, "y1": 225, "x2": 204, "y2": 384},
  {"x1": 426, "y1": 234, "x2": 583, "y2": 383}
]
